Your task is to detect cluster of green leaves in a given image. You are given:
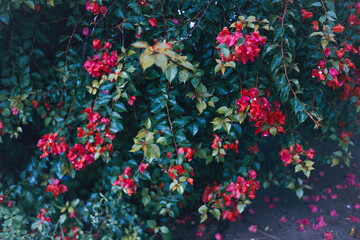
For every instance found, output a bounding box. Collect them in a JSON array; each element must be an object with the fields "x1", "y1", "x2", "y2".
[{"x1": 0, "y1": 0, "x2": 359, "y2": 239}]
